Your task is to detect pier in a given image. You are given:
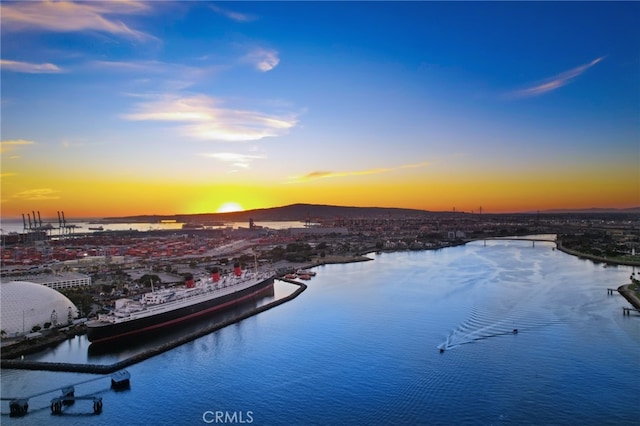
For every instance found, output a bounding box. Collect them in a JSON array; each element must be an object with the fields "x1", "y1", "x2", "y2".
[
  {"x1": 606, "y1": 286, "x2": 640, "y2": 315},
  {"x1": 2, "y1": 370, "x2": 130, "y2": 417}
]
